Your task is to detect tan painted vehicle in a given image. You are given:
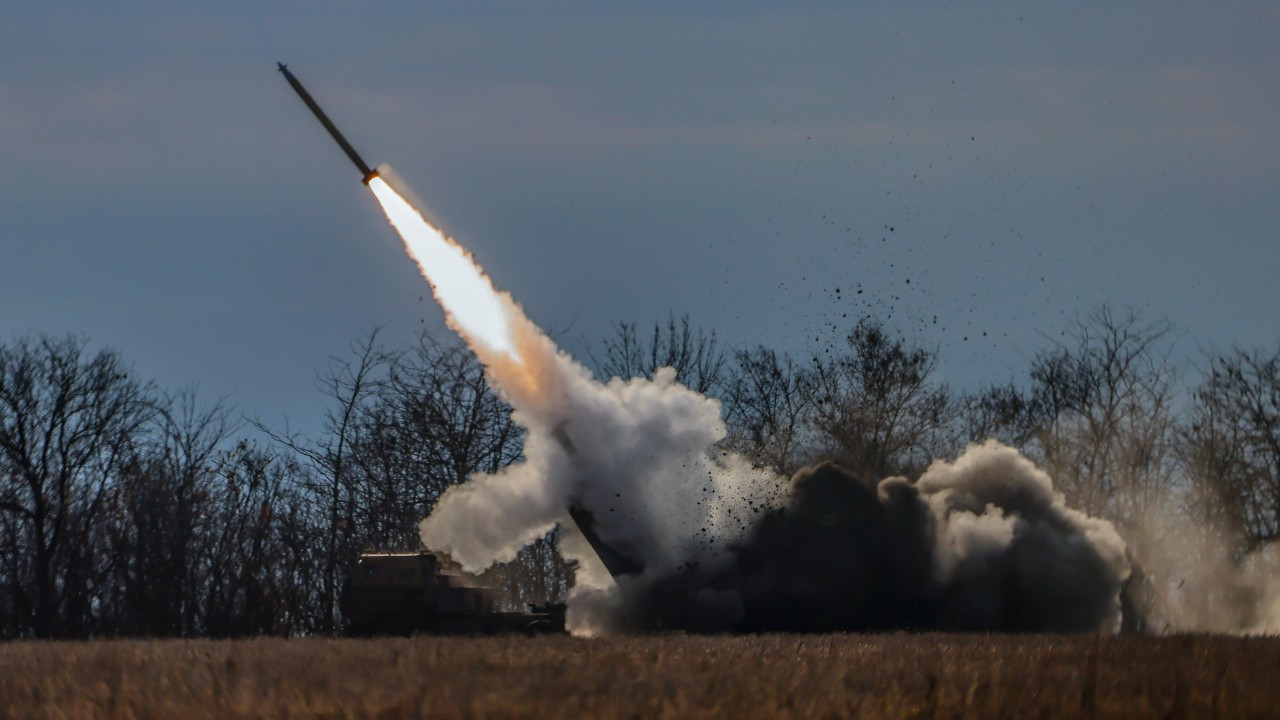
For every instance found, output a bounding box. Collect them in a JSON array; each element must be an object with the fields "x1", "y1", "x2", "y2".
[{"x1": 341, "y1": 551, "x2": 566, "y2": 636}]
